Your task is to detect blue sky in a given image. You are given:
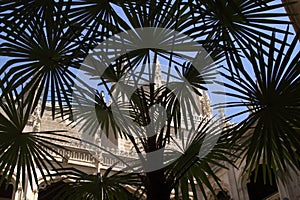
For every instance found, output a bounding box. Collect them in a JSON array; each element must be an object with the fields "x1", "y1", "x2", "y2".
[{"x1": 0, "y1": 0, "x2": 299, "y2": 123}]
